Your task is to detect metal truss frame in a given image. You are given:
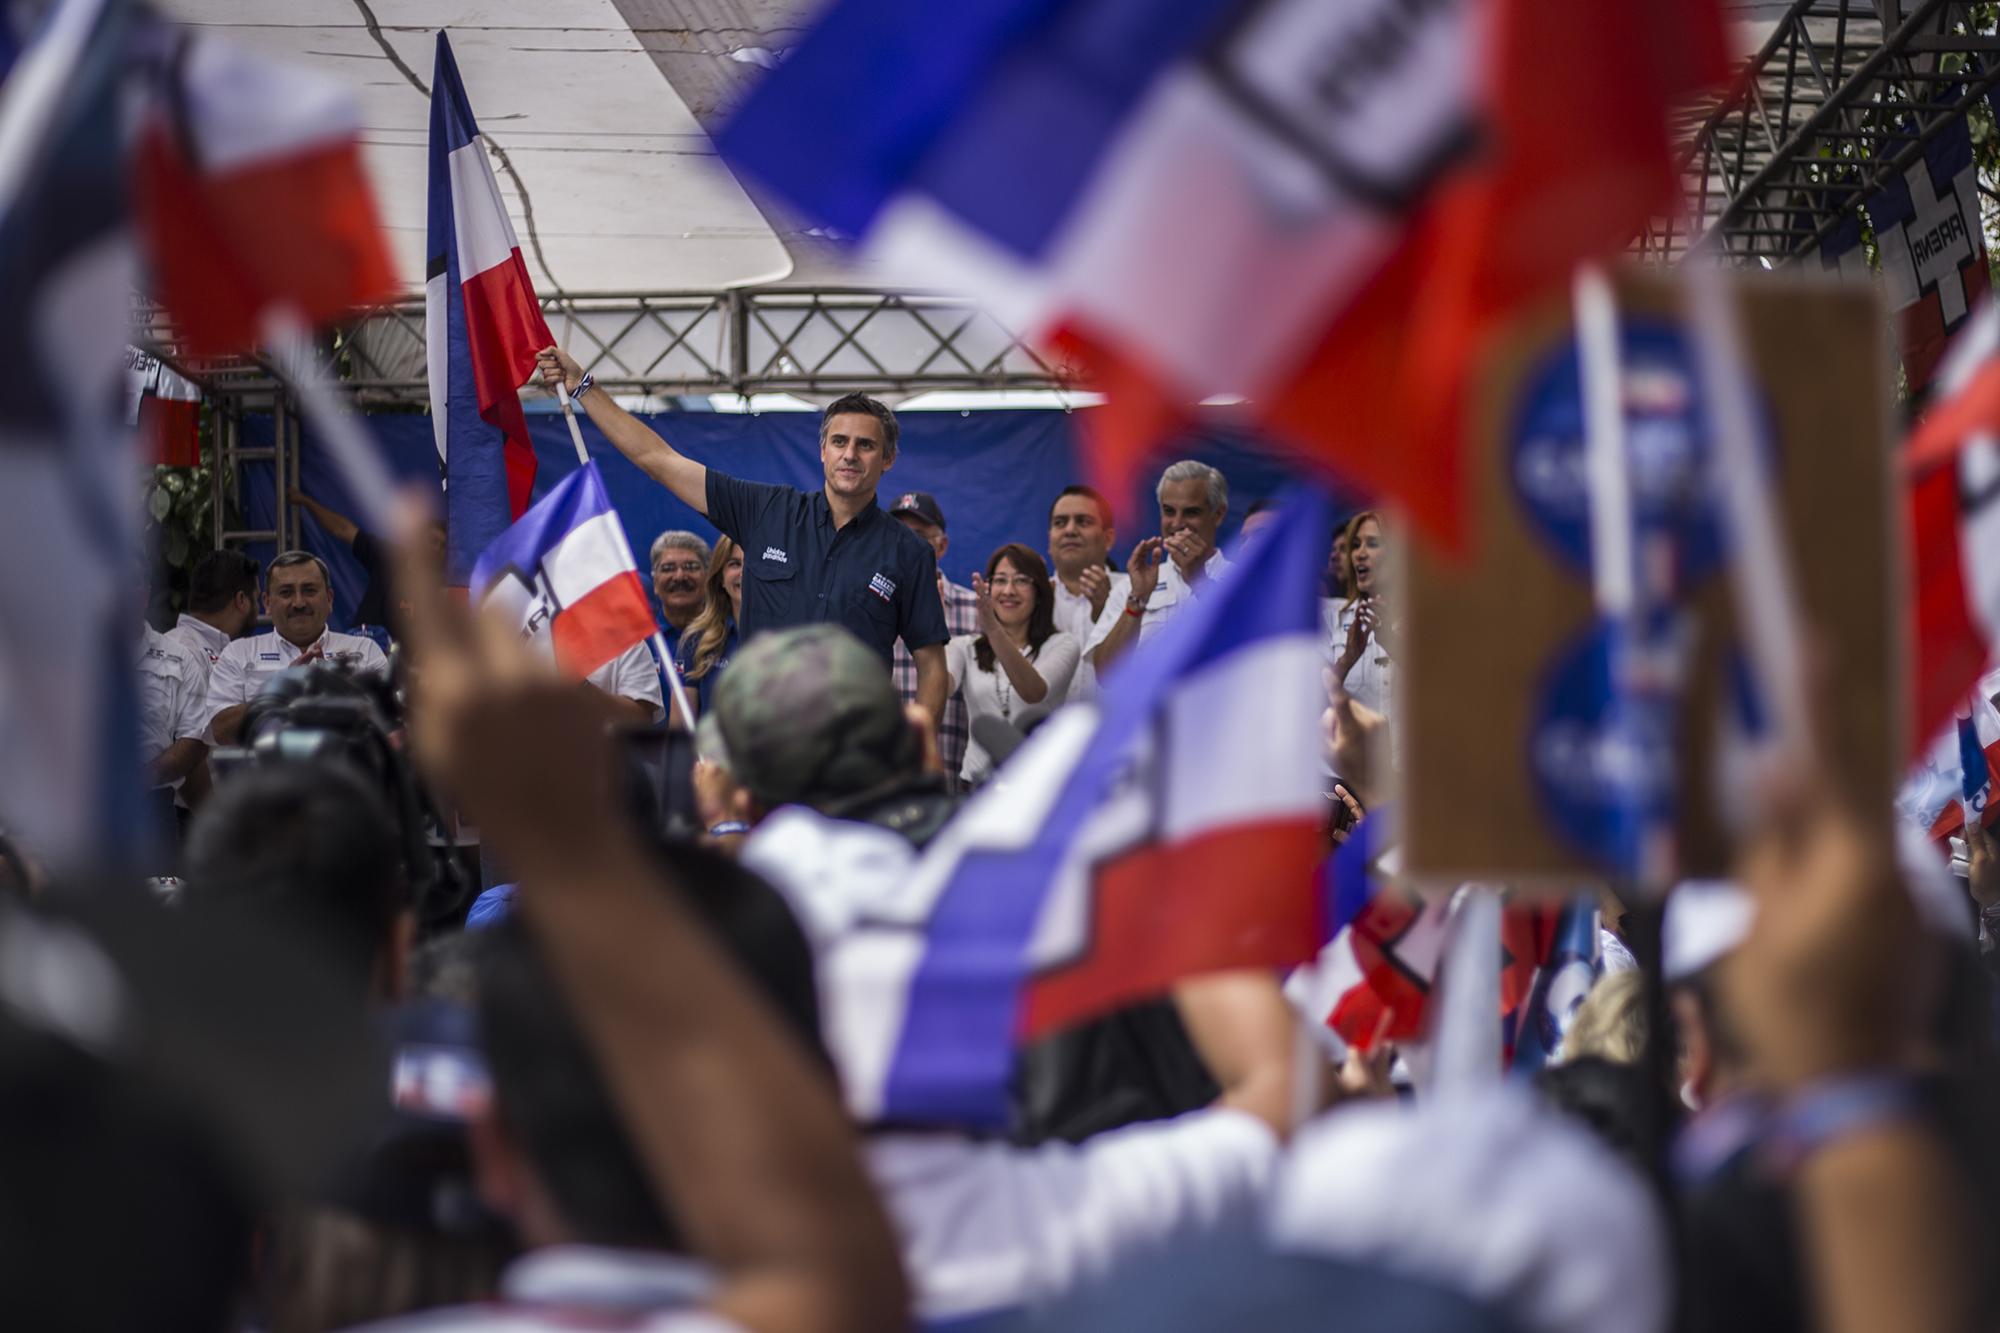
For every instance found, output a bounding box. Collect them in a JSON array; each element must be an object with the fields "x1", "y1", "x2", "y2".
[
  {"x1": 1643, "y1": 0, "x2": 2000, "y2": 267},
  {"x1": 136, "y1": 288, "x2": 1077, "y2": 412}
]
